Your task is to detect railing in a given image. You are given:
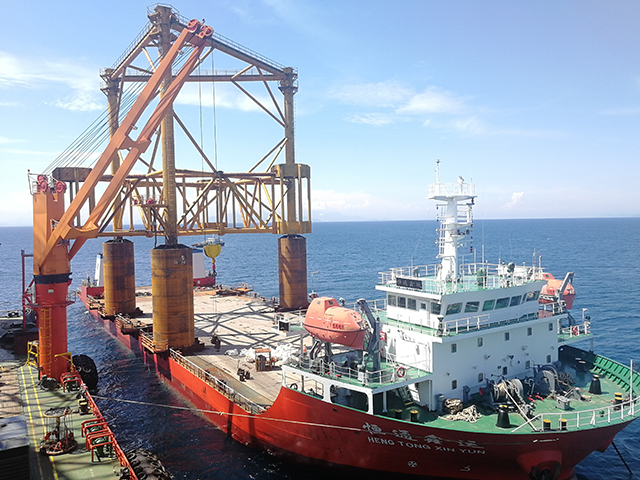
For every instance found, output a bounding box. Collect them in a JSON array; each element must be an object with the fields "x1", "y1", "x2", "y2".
[
  {"x1": 379, "y1": 262, "x2": 541, "y2": 294},
  {"x1": 166, "y1": 9, "x2": 290, "y2": 74},
  {"x1": 559, "y1": 322, "x2": 591, "y2": 339},
  {"x1": 440, "y1": 312, "x2": 539, "y2": 336},
  {"x1": 441, "y1": 313, "x2": 491, "y2": 334},
  {"x1": 140, "y1": 332, "x2": 169, "y2": 353},
  {"x1": 168, "y1": 350, "x2": 267, "y2": 415},
  {"x1": 428, "y1": 182, "x2": 476, "y2": 198},
  {"x1": 106, "y1": 22, "x2": 154, "y2": 73},
  {"x1": 511, "y1": 396, "x2": 640, "y2": 433},
  {"x1": 82, "y1": 379, "x2": 138, "y2": 478},
  {"x1": 287, "y1": 352, "x2": 425, "y2": 387}
]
